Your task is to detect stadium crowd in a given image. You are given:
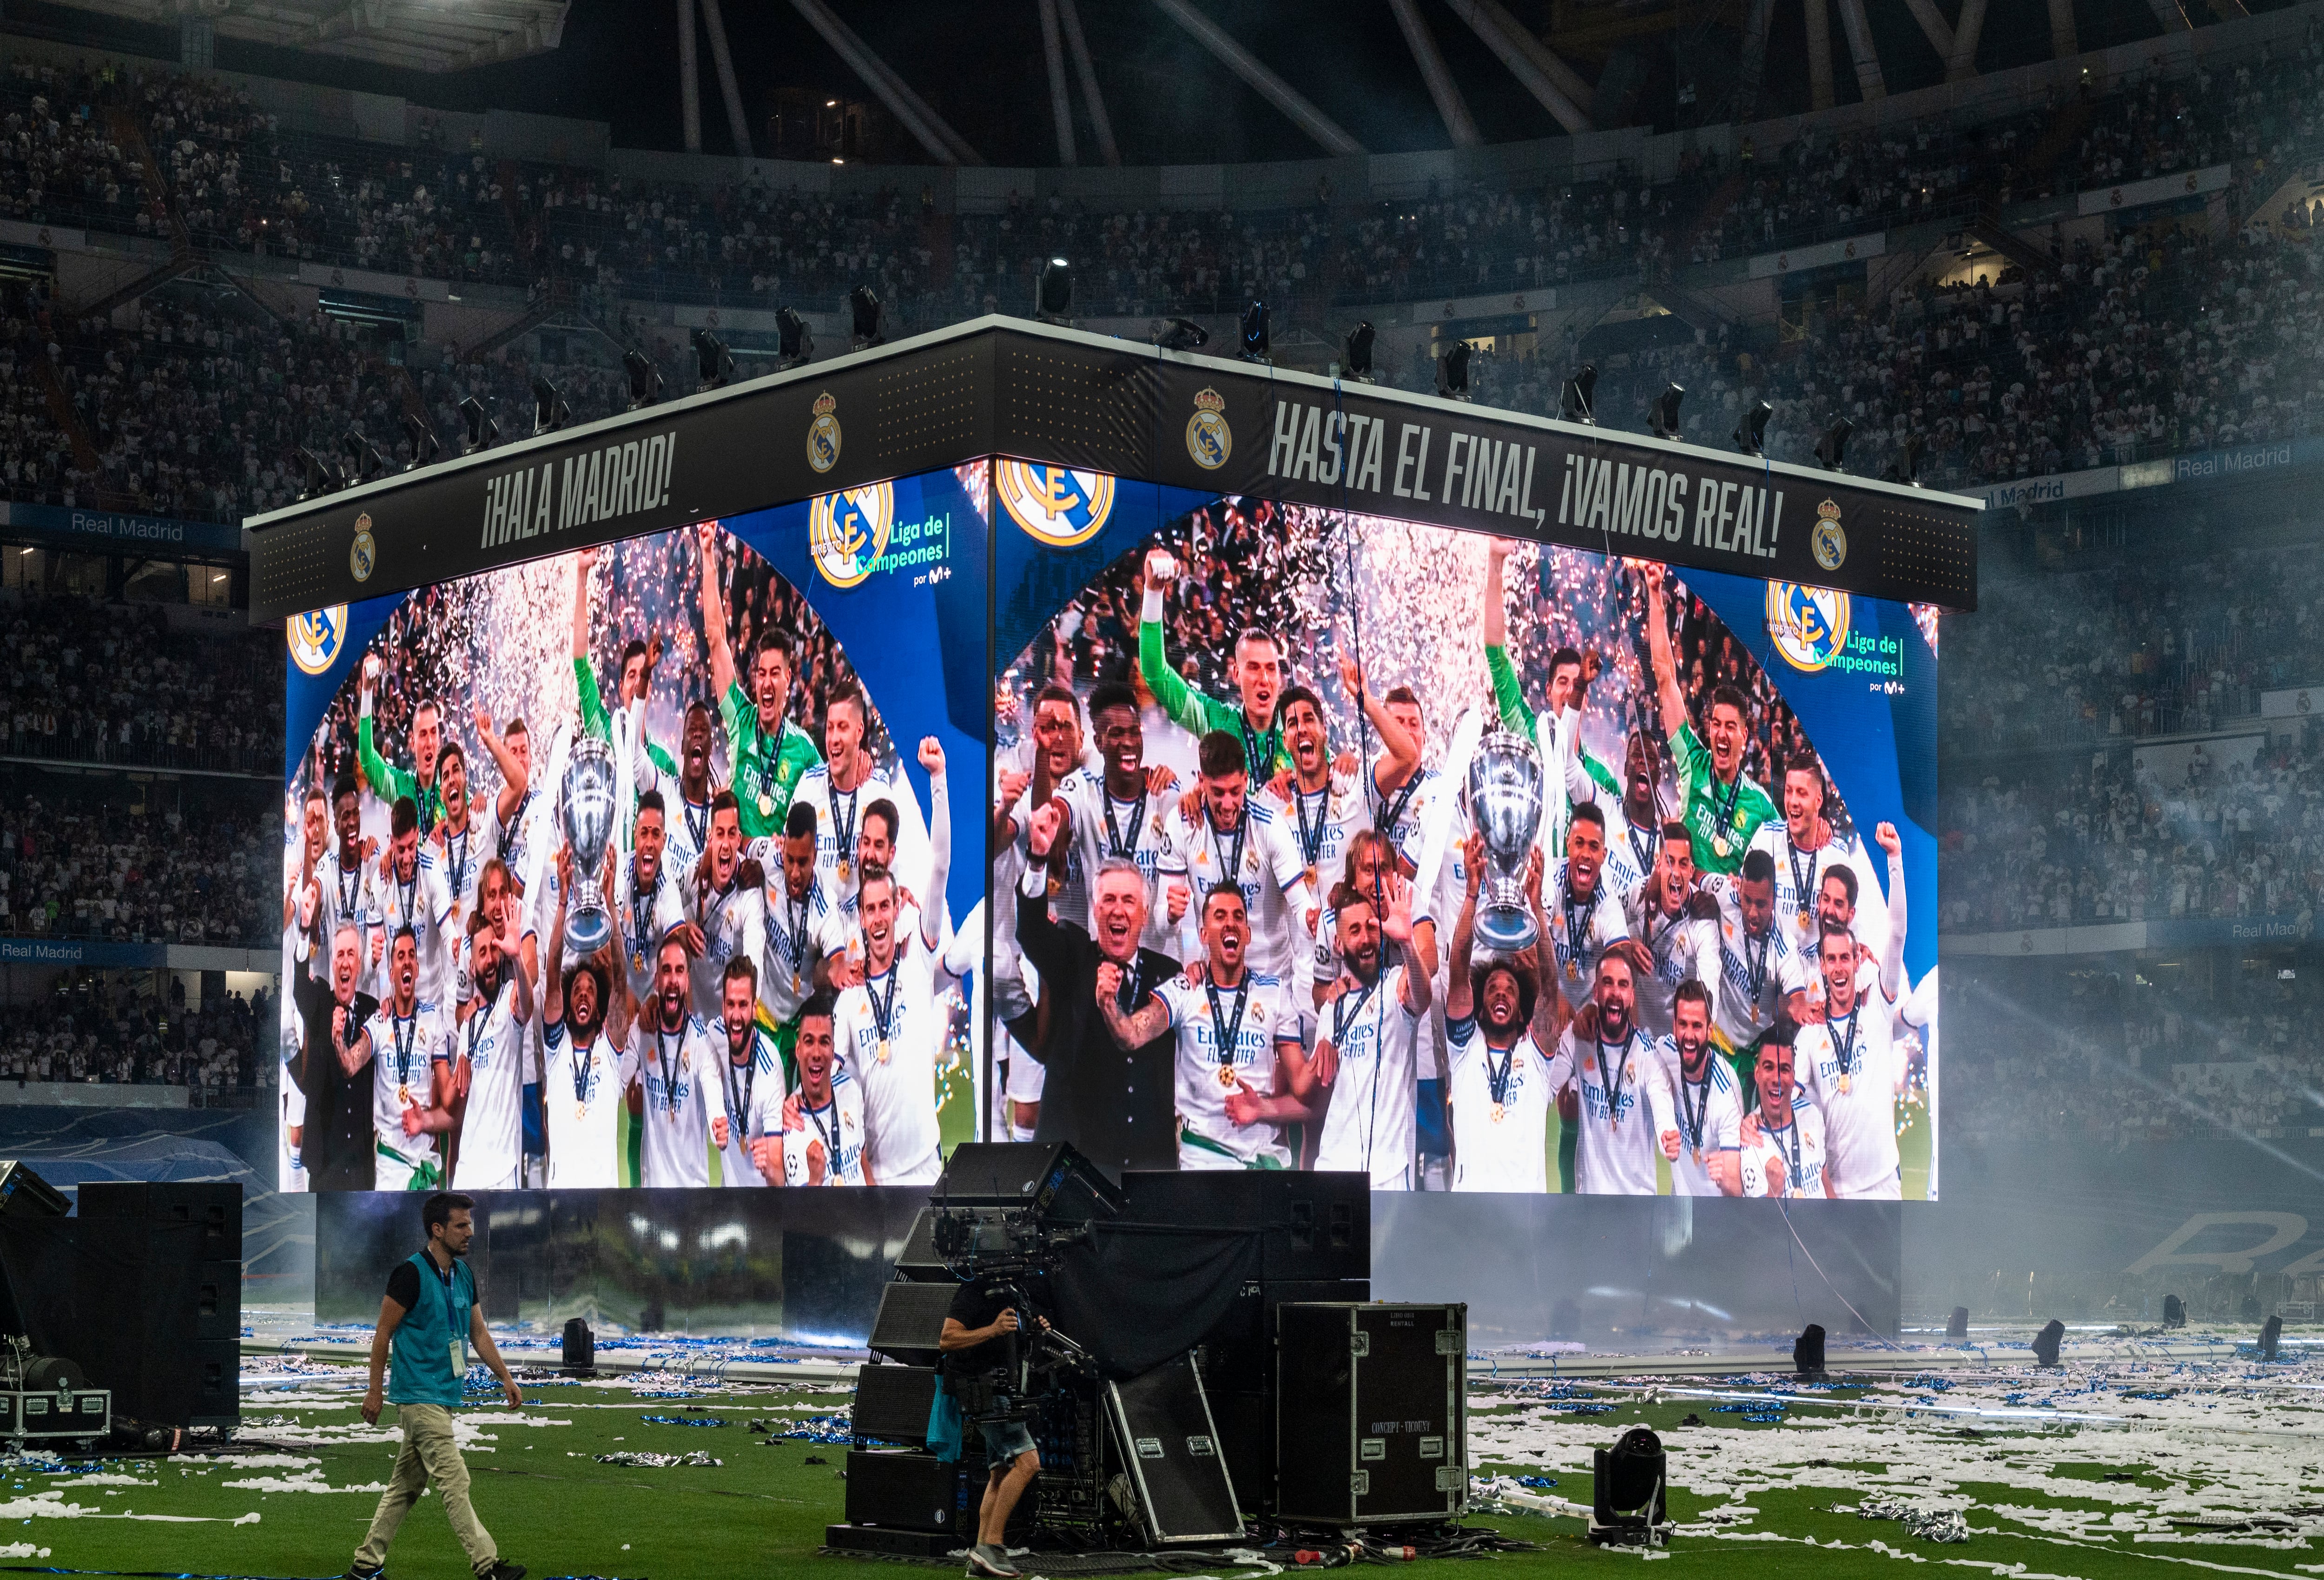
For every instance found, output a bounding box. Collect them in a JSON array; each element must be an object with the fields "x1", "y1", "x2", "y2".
[
  {"x1": 0, "y1": 780, "x2": 275, "y2": 945},
  {"x1": 0, "y1": 978, "x2": 262, "y2": 1095}
]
